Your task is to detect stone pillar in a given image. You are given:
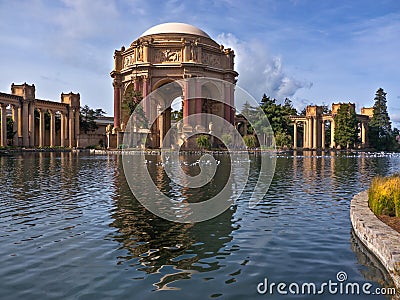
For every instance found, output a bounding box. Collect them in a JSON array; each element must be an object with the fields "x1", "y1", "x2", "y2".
[
  {"x1": 158, "y1": 105, "x2": 164, "y2": 148},
  {"x1": 361, "y1": 122, "x2": 366, "y2": 147},
  {"x1": 60, "y1": 112, "x2": 66, "y2": 147},
  {"x1": 50, "y1": 110, "x2": 56, "y2": 147},
  {"x1": 22, "y1": 101, "x2": 29, "y2": 147},
  {"x1": 195, "y1": 79, "x2": 202, "y2": 126},
  {"x1": 303, "y1": 120, "x2": 308, "y2": 148},
  {"x1": 183, "y1": 80, "x2": 189, "y2": 125},
  {"x1": 113, "y1": 79, "x2": 121, "y2": 129},
  {"x1": 313, "y1": 117, "x2": 317, "y2": 149},
  {"x1": 330, "y1": 120, "x2": 336, "y2": 148},
  {"x1": 308, "y1": 118, "x2": 313, "y2": 149},
  {"x1": 17, "y1": 105, "x2": 22, "y2": 139},
  {"x1": 12, "y1": 105, "x2": 19, "y2": 146},
  {"x1": 321, "y1": 120, "x2": 326, "y2": 149},
  {"x1": 142, "y1": 76, "x2": 150, "y2": 119},
  {"x1": 38, "y1": 109, "x2": 45, "y2": 147},
  {"x1": 0, "y1": 104, "x2": 7, "y2": 147},
  {"x1": 224, "y1": 83, "x2": 231, "y2": 124},
  {"x1": 230, "y1": 85, "x2": 235, "y2": 125},
  {"x1": 28, "y1": 102, "x2": 35, "y2": 147},
  {"x1": 69, "y1": 109, "x2": 75, "y2": 148},
  {"x1": 75, "y1": 109, "x2": 80, "y2": 147},
  {"x1": 293, "y1": 121, "x2": 297, "y2": 149}
]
